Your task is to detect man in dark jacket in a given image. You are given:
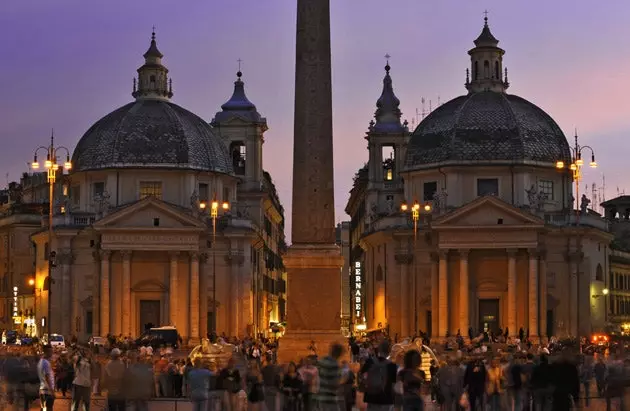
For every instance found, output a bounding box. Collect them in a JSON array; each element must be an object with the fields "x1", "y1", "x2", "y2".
[{"x1": 359, "y1": 341, "x2": 398, "y2": 409}]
